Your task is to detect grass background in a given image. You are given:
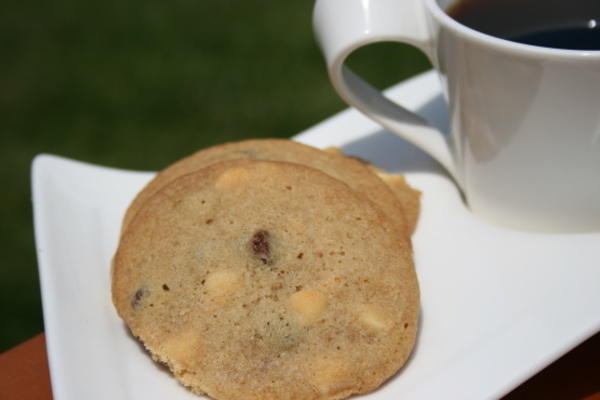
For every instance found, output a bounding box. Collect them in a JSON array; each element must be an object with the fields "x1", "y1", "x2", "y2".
[{"x1": 1, "y1": 0, "x2": 430, "y2": 352}]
